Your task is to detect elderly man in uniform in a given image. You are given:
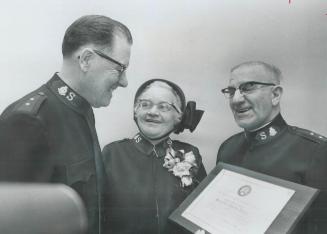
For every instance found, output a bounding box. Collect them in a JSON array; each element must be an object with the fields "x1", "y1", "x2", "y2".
[
  {"x1": 217, "y1": 61, "x2": 327, "y2": 233},
  {"x1": 0, "y1": 15, "x2": 132, "y2": 234}
]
